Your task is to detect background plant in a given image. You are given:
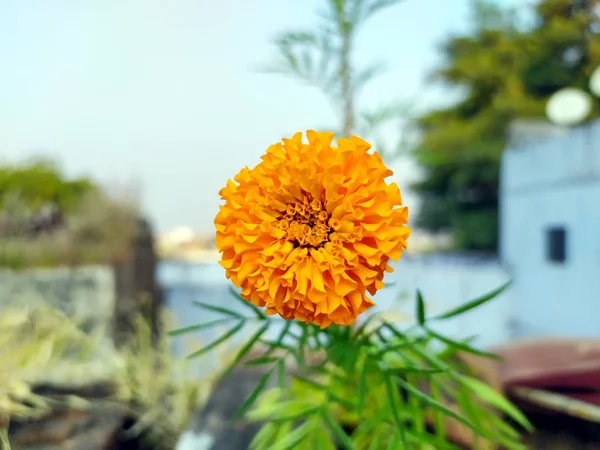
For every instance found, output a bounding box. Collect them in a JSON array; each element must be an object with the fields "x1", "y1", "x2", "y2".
[
  {"x1": 174, "y1": 283, "x2": 532, "y2": 449},
  {"x1": 0, "y1": 302, "x2": 227, "y2": 450},
  {"x1": 0, "y1": 160, "x2": 139, "y2": 270},
  {"x1": 261, "y1": 0, "x2": 412, "y2": 160}
]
